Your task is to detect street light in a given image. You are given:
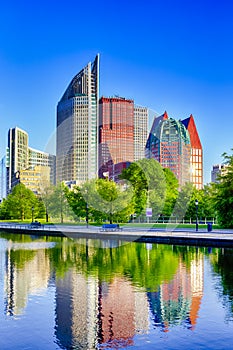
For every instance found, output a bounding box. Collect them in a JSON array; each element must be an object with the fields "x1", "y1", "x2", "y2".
[
  {"x1": 195, "y1": 199, "x2": 198, "y2": 232},
  {"x1": 86, "y1": 202, "x2": 89, "y2": 228},
  {"x1": 84, "y1": 189, "x2": 89, "y2": 228},
  {"x1": 31, "y1": 206, "x2": 34, "y2": 223}
]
